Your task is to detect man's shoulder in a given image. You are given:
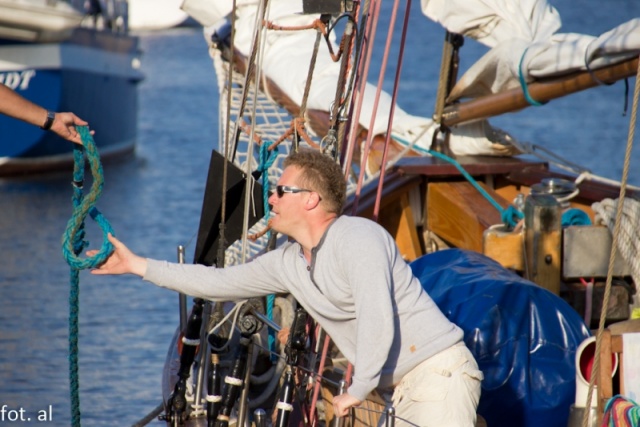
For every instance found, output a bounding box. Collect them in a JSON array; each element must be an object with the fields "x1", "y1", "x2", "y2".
[
  {"x1": 253, "y1": 240, "x2": 297, "y2": 262},
  {"x1": 336, "y1": 215, "x2": 382, "y2": 229},
  {"x1": 333, "y1": 215, "x2": 388, "y2": 238}
]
